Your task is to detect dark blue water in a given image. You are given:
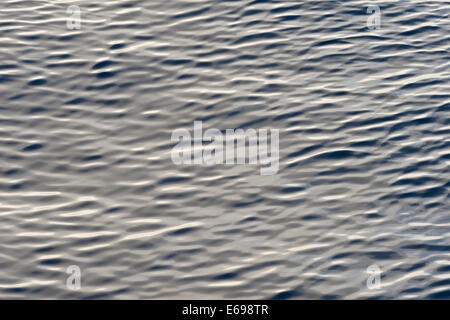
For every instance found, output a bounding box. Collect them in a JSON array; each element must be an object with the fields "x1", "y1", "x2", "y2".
[{"x1": 0, "y1": 0, "x2": 448, "y2": 299}]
